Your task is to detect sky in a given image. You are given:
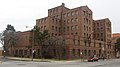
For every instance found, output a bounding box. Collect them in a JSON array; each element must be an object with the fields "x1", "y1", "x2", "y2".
[{"x1": 0, "y1": 0, "x2": 120, "y2": 47}]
